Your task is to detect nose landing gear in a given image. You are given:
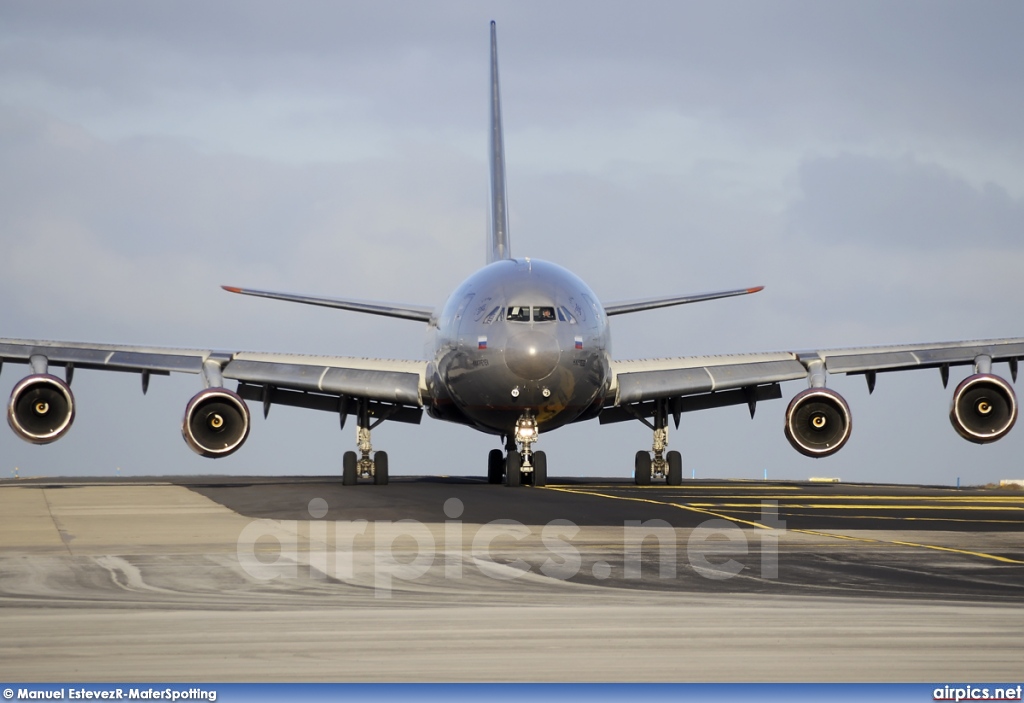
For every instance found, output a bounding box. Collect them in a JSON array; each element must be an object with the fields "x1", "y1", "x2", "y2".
[{"x1": 495, "y1": 413, "x2": 547, "y2": 487}]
